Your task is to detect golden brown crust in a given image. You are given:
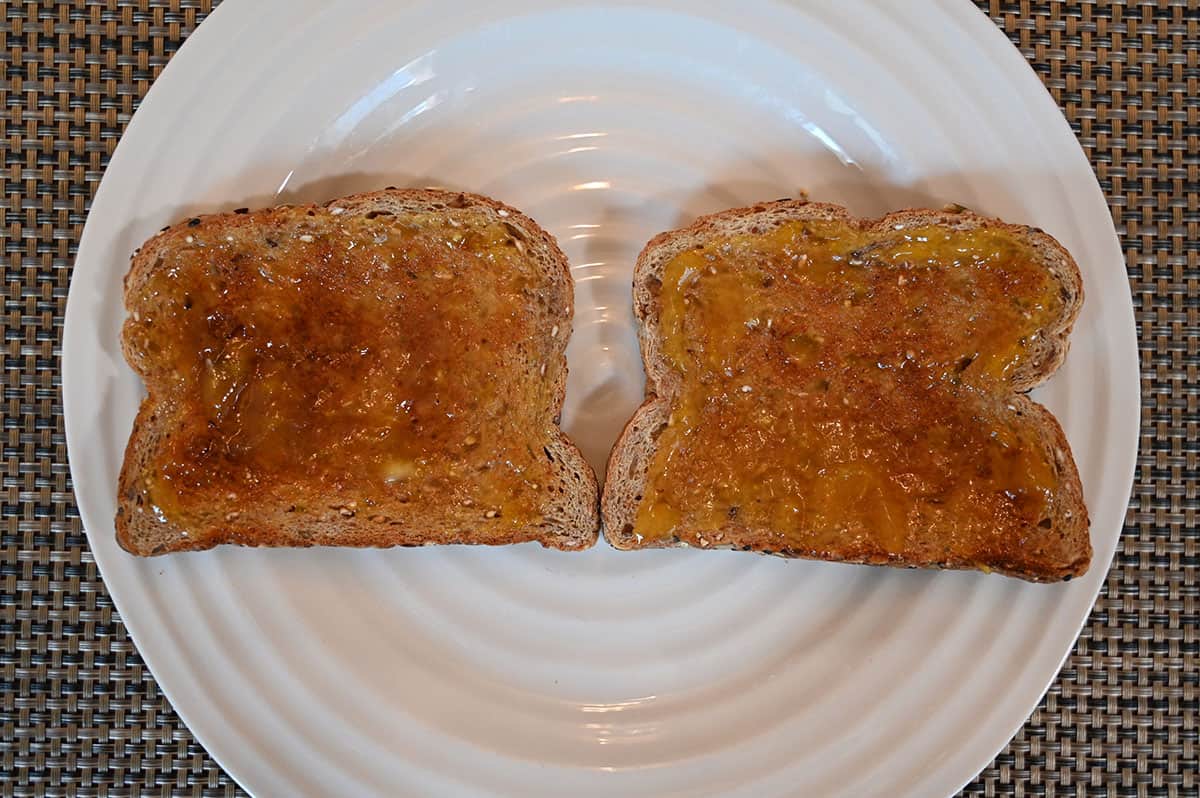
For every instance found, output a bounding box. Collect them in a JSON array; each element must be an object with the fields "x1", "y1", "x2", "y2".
[
  {"x1": 117, "y1": 188, "x2": 599, "y2": 556},
  {"x1": 602, "y1": 198, "x2": 1090, "y2": 582}
]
